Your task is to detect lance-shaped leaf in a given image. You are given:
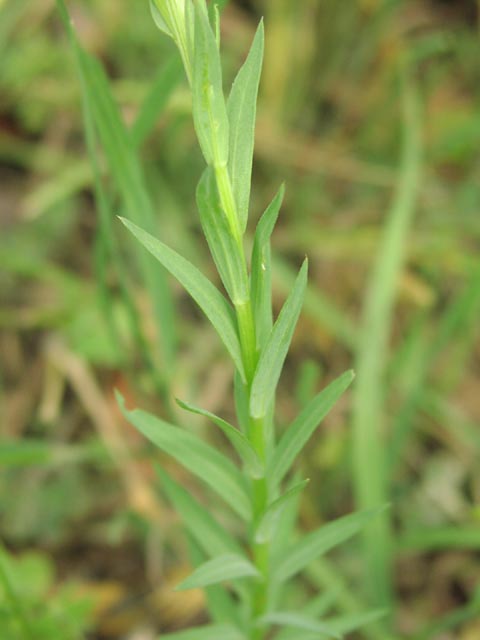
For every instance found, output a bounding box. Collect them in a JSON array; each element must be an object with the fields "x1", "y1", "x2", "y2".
[
  {"x1": 326, "y1": 609, "x2": 388, "y2": 635},
  {"x1": 257, "y1": 612, "x2": 340, "y2": 639},
  {"x1": 176, "y1": 553, "x2": 261, "y2": 591},
  {"x1": 250, "y1": 259, "x2": 308, "y2": 419},
  {"x1": 176, "y1": 399, "x2": 263, "y2": 478},
  {"x1": 192, "y1": 4, "x2": 229, "y2": 166},
  {"x1": 251, "y1": 185, "x2": 284, "y2": 349},
  {"x1": 149, "y1": 0, "x2": 171, "y2": 36},
  {"x1": 255, "y1": 479, "x2": 309, "y2": 543},
  {"x1": 187, "y1": 534, "x2": 243, "y2": 627},
  {"x1": 119, "y1": 217, "x2": 245, "y2": 381},
  {"x1": 160, "y1": 624, "x2": 245, "y2": 640},
  {"x1": 272, "y1": 506, "x2": 386, "y2": 583},
  {"x1": 269, "y1": 370, "x2": 355, "y2": 487},
  {"x1": 117, "y1": 393, "x2": 250, "y2": 520},
  {"x1": 227, "y1": 20, "x2": 264, "y2": 232},
  {"x1": 196, "y1": 168, "x2": 249, "y2": 305},
  {"x1": 156, "y1": 466, "x2": 241, "y2": 557}
]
